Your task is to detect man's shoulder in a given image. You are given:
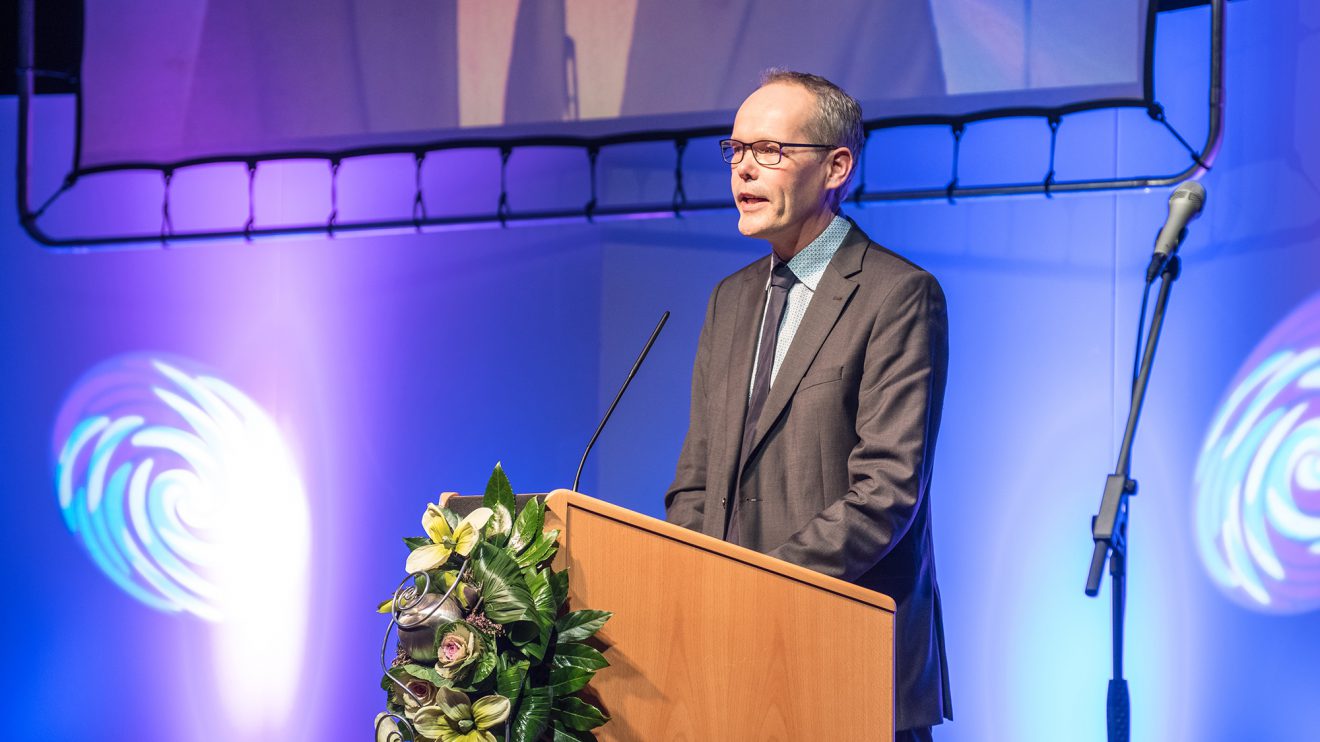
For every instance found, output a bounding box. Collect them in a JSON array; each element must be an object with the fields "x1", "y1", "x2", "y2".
[
  {"x1": 846, "y1": 224, "x2": 939, "y2": 289},
  {"x1": 713, "y1": 253, "x2": 772, "y2": 292},
  {"x1": 861, "y1": 240, "x2": 928, "y2": 276}
]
